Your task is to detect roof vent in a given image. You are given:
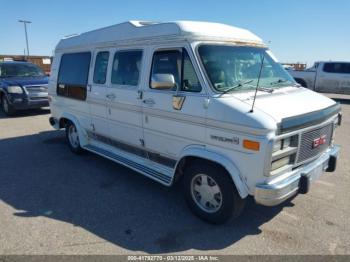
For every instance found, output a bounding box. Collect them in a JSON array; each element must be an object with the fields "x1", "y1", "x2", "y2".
[
  {"x1": 63, "y1": 33, "x2": 79, "y2": 39},
  {"x1": 129, "y1": 21, "x2": 161, "y2": 27}
]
